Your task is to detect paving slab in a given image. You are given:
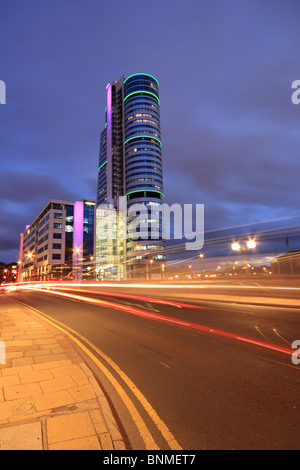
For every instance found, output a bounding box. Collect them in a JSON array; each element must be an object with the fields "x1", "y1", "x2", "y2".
[
  {"x1": 0, "y1": 421, "x2": 43, "y2": 450},
  {"x1": 0, "y1": 296, "x2": 126, "y2": 450}
]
